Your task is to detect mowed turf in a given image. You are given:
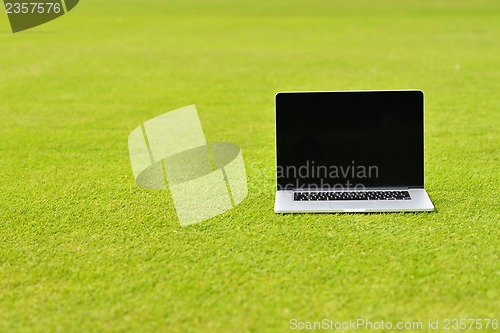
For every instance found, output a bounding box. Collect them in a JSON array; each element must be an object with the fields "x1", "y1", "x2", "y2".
[{"x1": 0, "y1": 0, "x2": 499, "y2": 332}]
